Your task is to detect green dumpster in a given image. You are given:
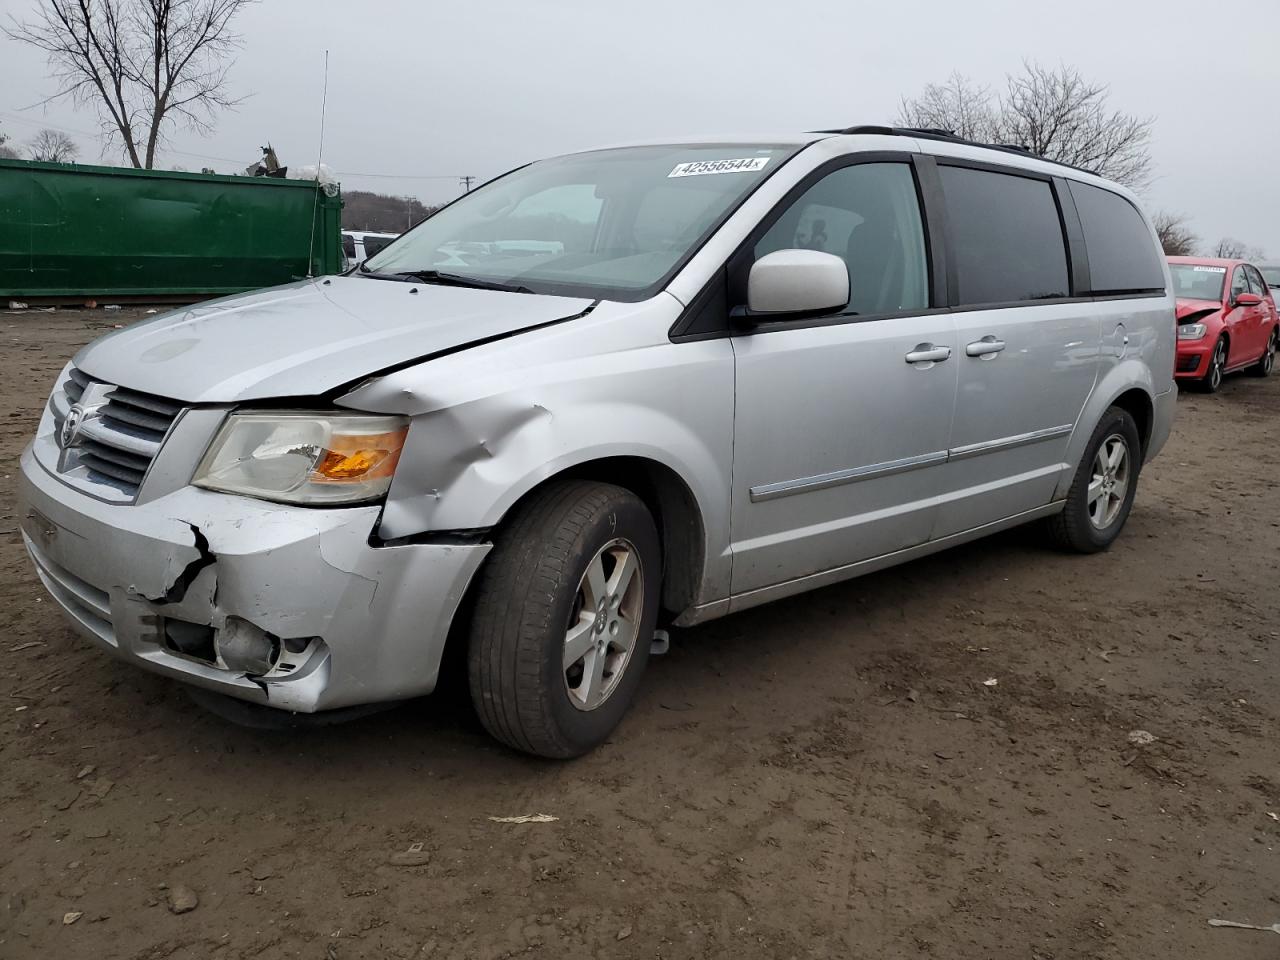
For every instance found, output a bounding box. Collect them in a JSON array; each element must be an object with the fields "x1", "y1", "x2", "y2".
[{"x1": 0, "y1": 158, "x2": 344, "y2": 302}]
